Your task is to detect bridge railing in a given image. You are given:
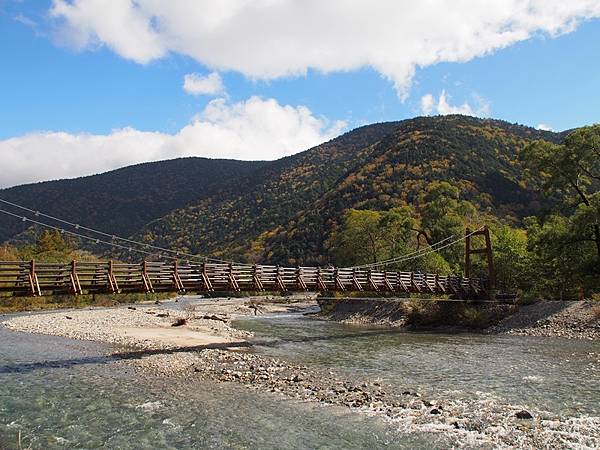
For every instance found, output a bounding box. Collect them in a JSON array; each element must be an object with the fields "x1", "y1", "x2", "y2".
[{"x1": 0, "y1": 260, "x2": 487, "y2": 298}]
